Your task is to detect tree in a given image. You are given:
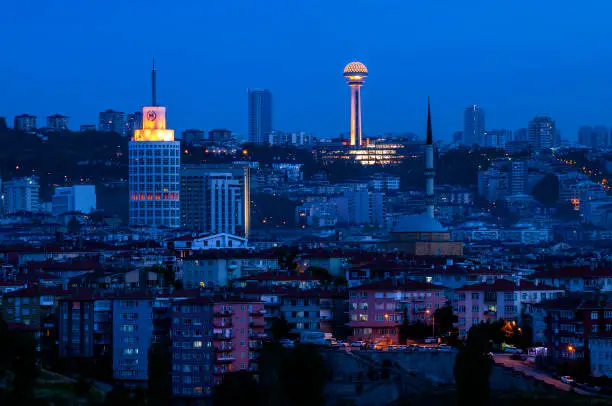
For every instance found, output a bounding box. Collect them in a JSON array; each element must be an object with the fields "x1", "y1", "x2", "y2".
[
  {"x1": 213, "y1": 371, "x2": 262, "y2": 406},
  {"x1": 532, "y1": 174, "x2": 560, "y2": 206},
  {"x1": 67, "y1": 216, "x2": 81, "y2": 235},
  {"x1": 8, "y1": 330, "x2": 39, "y2": 396},
  {"x1": 453, "y1": 323, "x2": 493, "y2": 406},
  {"x1": 279, "y1": 345, "x2": 326, "y2": 406},
  {"x1": 270, "y1": 315, "x2": 291, "y2": 341},
  {"x1": 307, "y1": 266, "x2": 333, "y2": 283},
  {"x1": 399, "y1": 320, "x2": 429, "y2": 342},
  {"x1": 433, "y1": 304, "x2": 458, "y2": 337},
  {"x1": 148, "y1": 342, "x2": 172, "y2": 406}
]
